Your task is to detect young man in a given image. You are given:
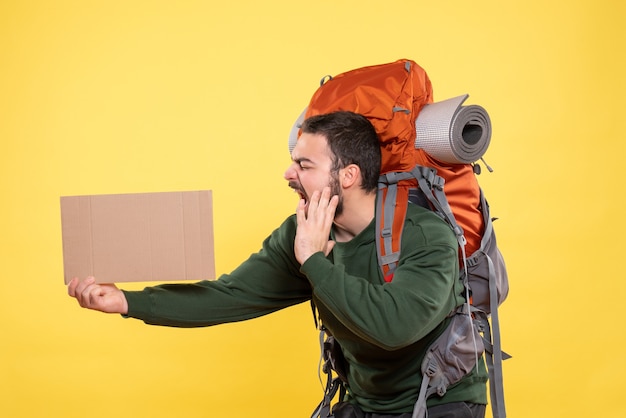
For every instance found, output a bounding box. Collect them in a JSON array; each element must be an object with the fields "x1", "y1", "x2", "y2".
[{"x1": 68, "y1": 111, "x2": 487, "y2": 417}]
